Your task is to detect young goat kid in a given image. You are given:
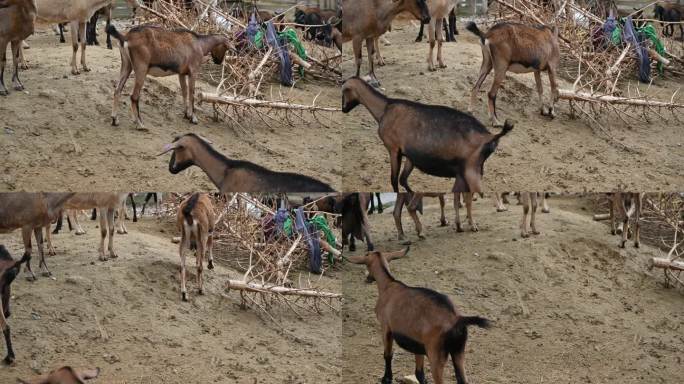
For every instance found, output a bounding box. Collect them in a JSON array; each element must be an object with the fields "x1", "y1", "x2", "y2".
[
  {"x1": 177, "y1": 193, "x2": 215, "y2": 301},
  {"x1": 159, "y1": 133, "x2": 334, "y2": 192},
  {"x1": 342, "y1": 77, "x2": 512, "y2": 193},
  {"x1": 348, "y1": 247, "x2": 490, "y2": 384},
  {"x1": 466, "y1": 21, "x2": 560, "y2": 127},
  {"x1": 0, "y1": 0, "x2": 36, "y2": 96},
  {"x1": 108, "y1": 25, "x2": 234, "y2": 129},
  {"x1": 0, "y1": 245, "x2": 29, "y2": 364}
]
